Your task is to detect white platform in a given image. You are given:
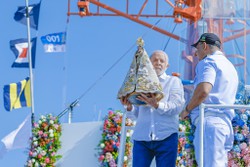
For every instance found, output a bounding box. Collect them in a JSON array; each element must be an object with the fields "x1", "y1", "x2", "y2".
[{"x1": 56, "y1": 121, "x2": 103, "y2": 167}]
